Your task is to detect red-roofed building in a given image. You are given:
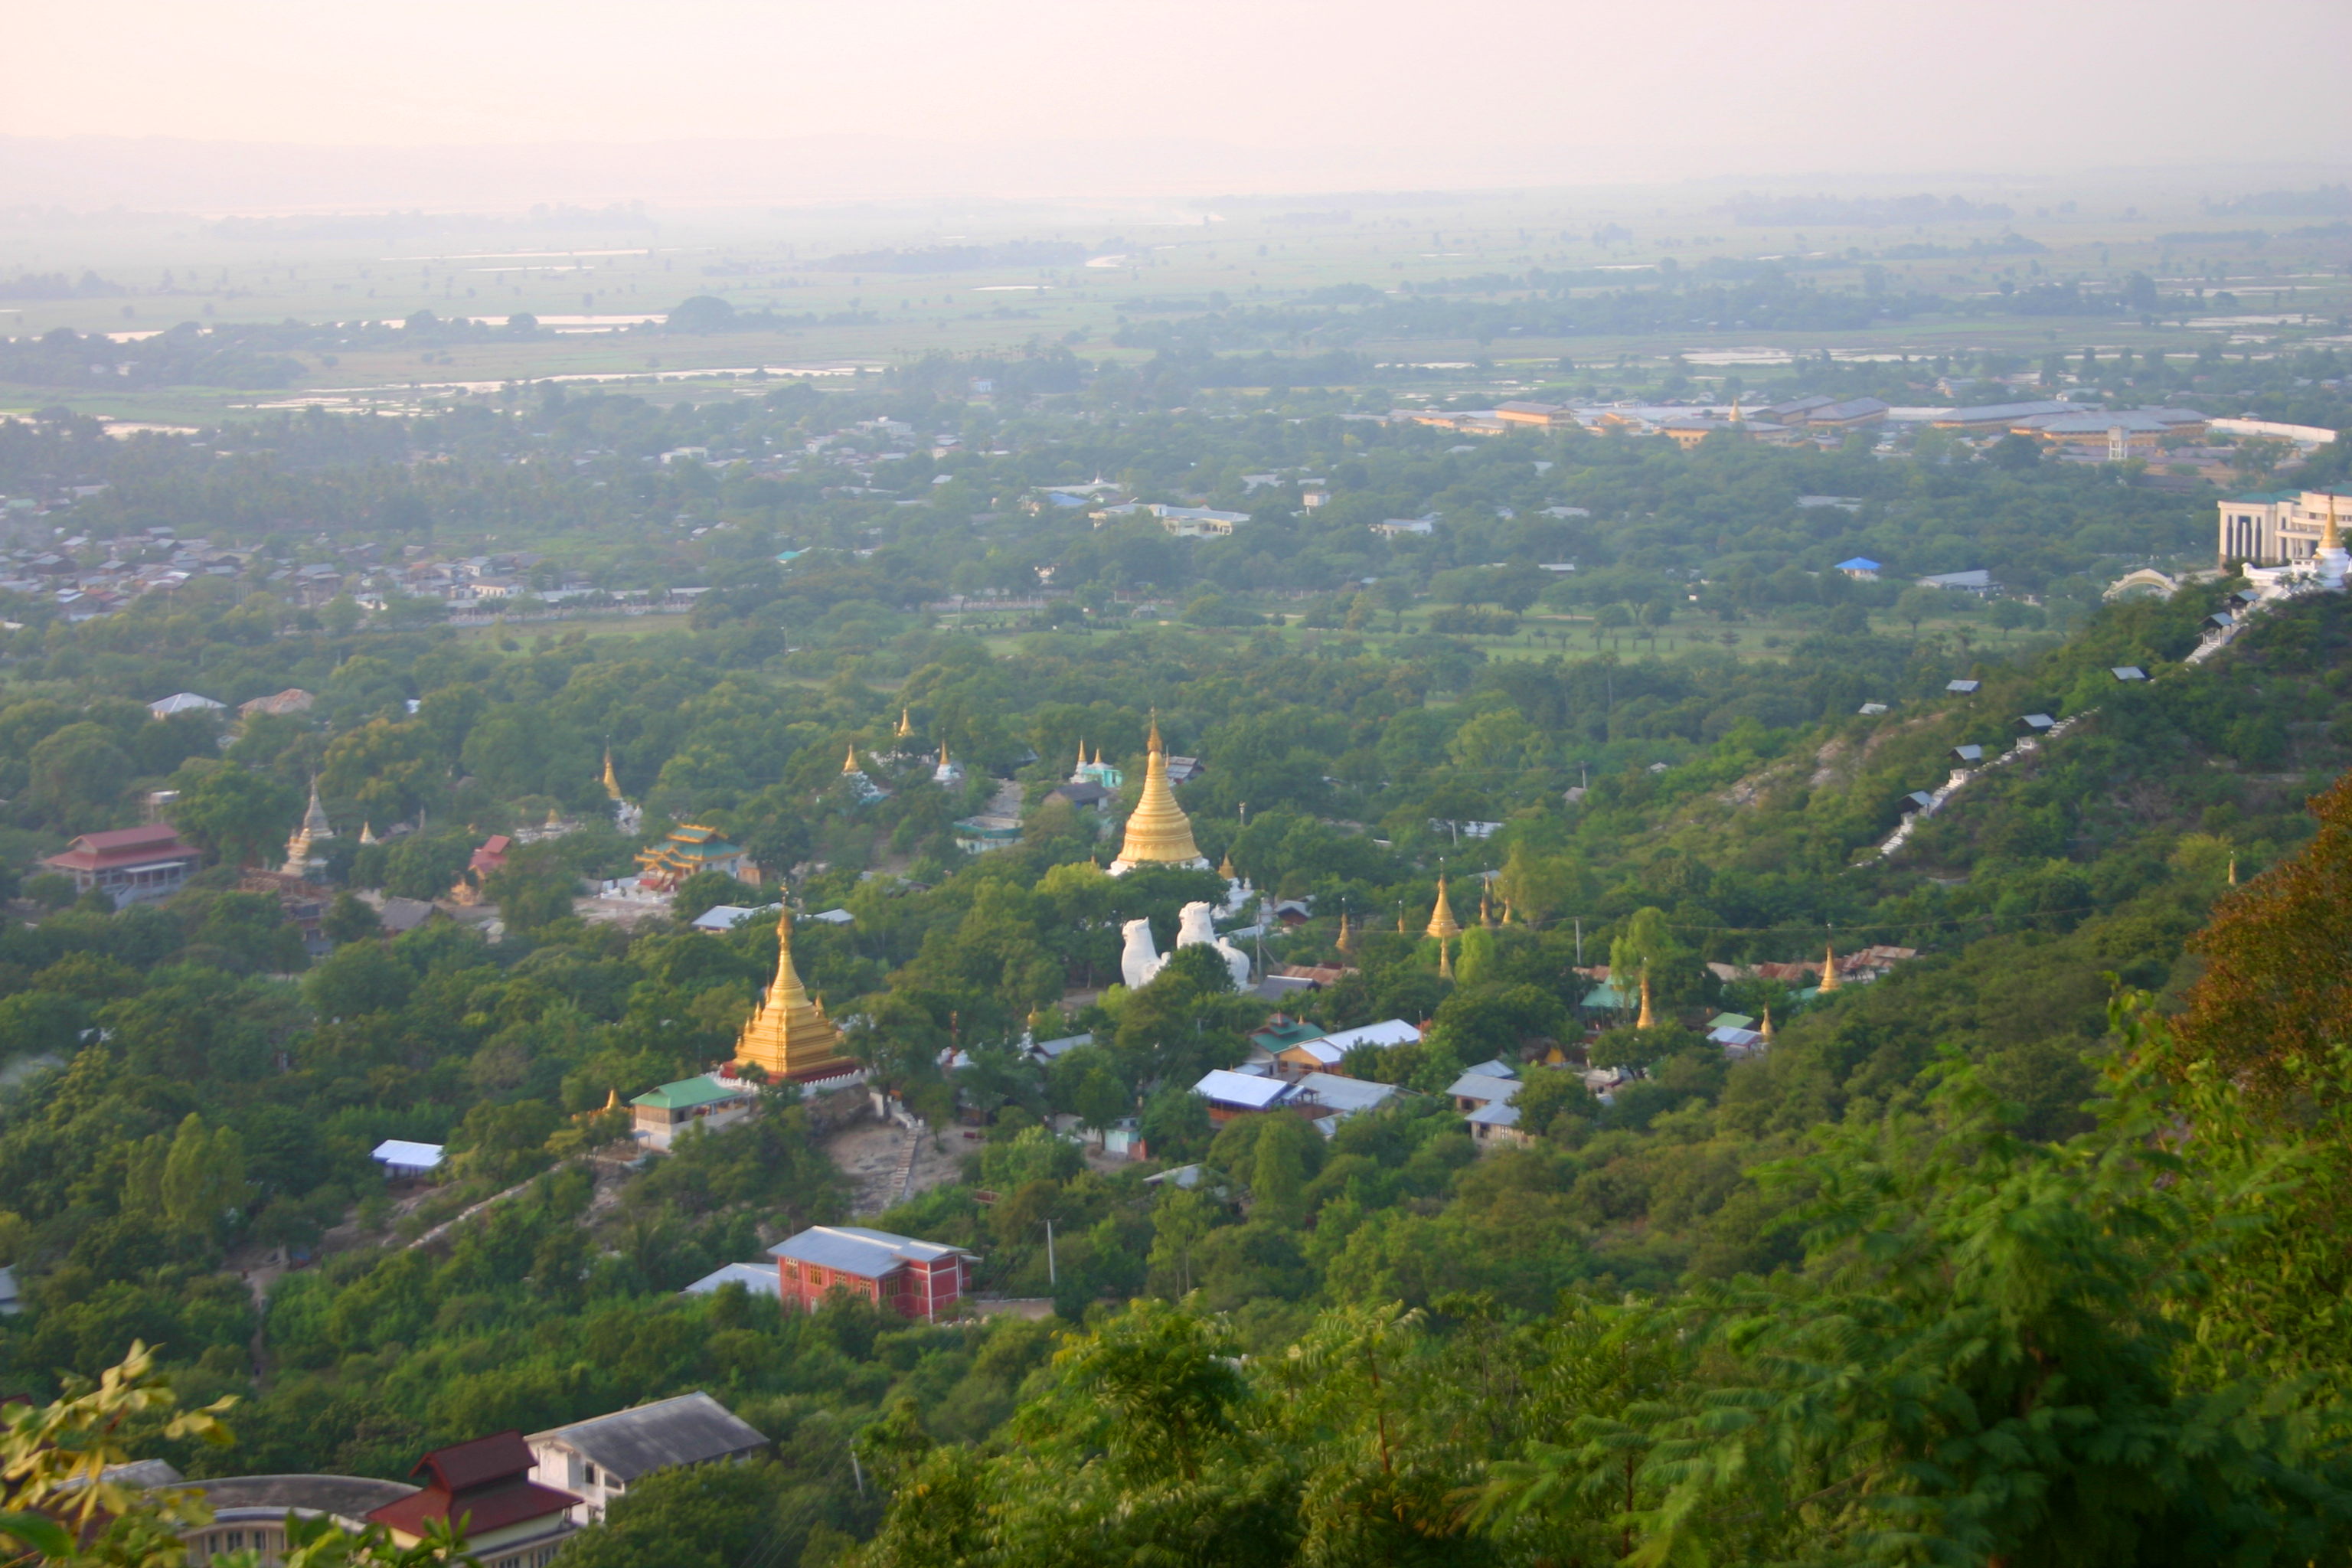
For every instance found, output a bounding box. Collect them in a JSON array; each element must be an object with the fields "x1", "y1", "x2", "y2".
[
  {"x1": 365, "y1": 1432, "x2": 577, "y2": 1568},
  {"x1": 41, "y1": 824, "x2": 202, "y2": 907},
  {"x1": 451, "y1": 835, "x2": 512, "y2": 906}
]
